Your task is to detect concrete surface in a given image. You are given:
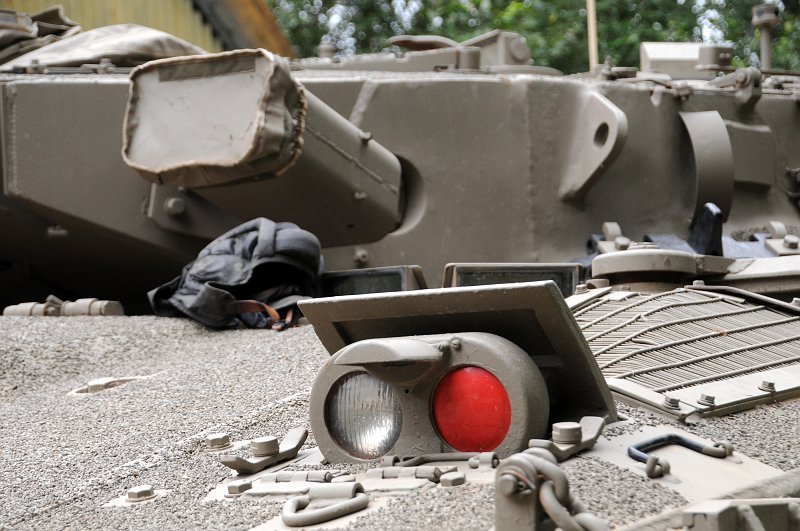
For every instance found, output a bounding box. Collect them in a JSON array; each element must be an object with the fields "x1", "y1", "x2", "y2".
[{"x1": 1, "y1": 316, "x2": 799, "y2": 529}]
